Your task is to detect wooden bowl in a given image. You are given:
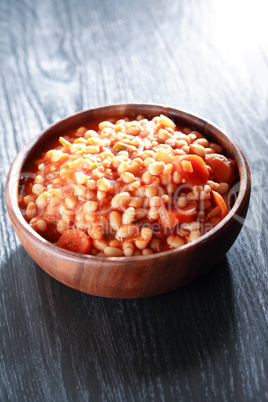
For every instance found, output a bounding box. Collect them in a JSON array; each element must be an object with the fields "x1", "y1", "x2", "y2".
[{"x1": 5, "y1": 104, "x2": 251, "y2": 298}]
